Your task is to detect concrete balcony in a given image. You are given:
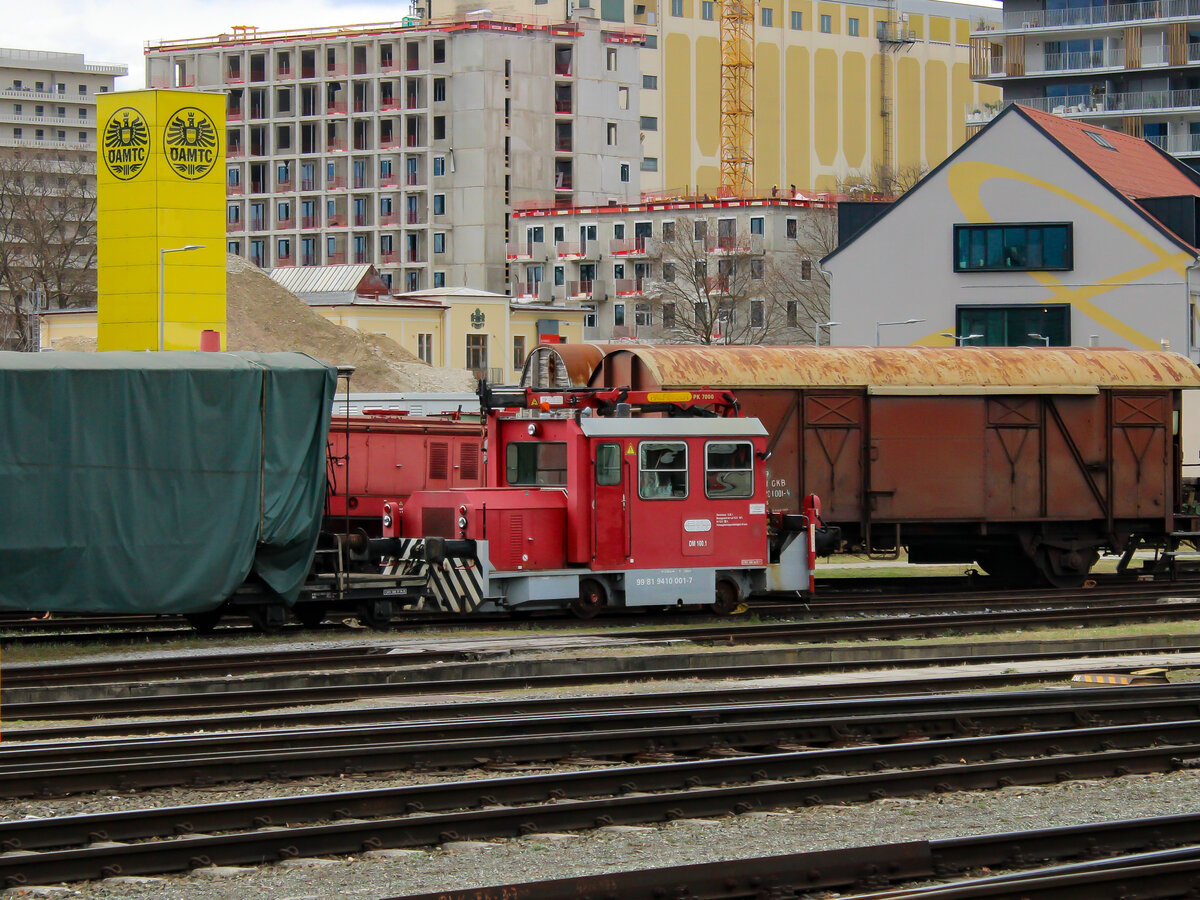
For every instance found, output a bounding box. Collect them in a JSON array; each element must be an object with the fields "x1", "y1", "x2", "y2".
[
  {"x1": 995, "y1": 88, "x2": 1200, "y2": 119},
  {"x1": 226, "y1": 221, "x2": 245, "y2": 233},
  {"x1": 275, "y1": 254, "x2": 295, "y2": 267},
  {"x1": 276, "y1": 217, "x2": 295, "y2": 229},
  {"x1": 327, "y1": 251, "x2": 347, "y2": 264},
  {"x1": 610, "y1": 237, "x2": 657, "y2": 256},
  {"x1": 613, "y1": 277, "x2": 645, "y2": 296},
  {"x1": 507, "y1": 241, "x2": 545, "y2": 260},
  {"x1": 226, "y1": 184, "x2": 245, "y2": 196}
]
